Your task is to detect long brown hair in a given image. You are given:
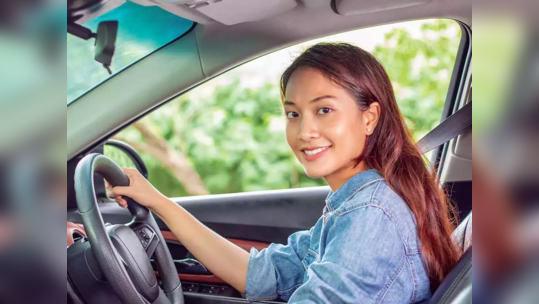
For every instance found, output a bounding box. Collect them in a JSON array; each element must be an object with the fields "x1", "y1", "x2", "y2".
[{"x1": 280, "y1": 42, "x2": 460, "y2": 290}]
